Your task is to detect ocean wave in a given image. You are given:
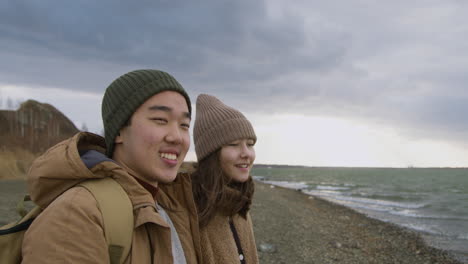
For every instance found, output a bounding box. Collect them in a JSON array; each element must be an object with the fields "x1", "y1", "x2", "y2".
[
  {"x1": 387, "y1": 209, "x2": 434, "y2": 219},
  {"x1": 264, "y1": 180, "x2": 468, "y2": 224},
  {"x1": 387, "y1": 209, "x2": 468, "y2": 221},
  {"x1": 350, "y1": 192, "x2": 421, "y2": 202},
  {"x1": 316, "y1": 185, "x2": 350, "y2": 191},
  {"x1": 305, "y1": 190, "x2": 427, "y2": 209},
  {"x1": 399, "y1": 223, "x2": 443, "y2": 235},
  {"x1": 263, "y1": 180, "x2": 309, "y2": 190},
  {"x1": 317, "y1": 182, "x2": 357, "y2": 188}
]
